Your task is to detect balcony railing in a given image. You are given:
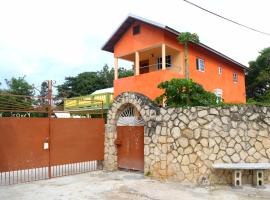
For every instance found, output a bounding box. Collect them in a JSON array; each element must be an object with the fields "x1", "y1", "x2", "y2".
[{"x1": 139, "y1": 63, "x2": 179, "y2": 71}]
